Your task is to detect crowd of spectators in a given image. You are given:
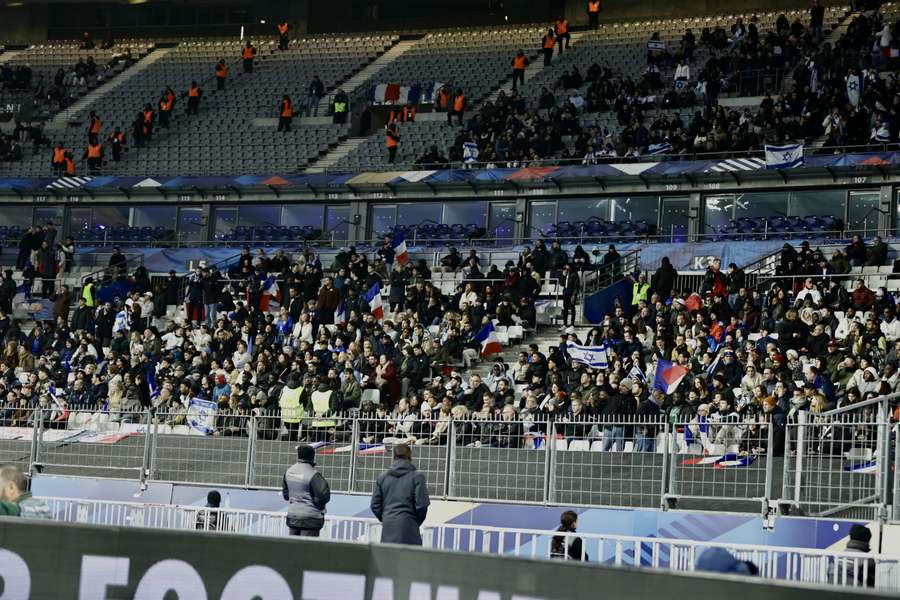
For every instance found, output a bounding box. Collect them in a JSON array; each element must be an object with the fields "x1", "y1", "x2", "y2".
[
  {"x1": 417, "y1": 2, "x2": 899, "y2": 168},
  {"x1": 0, "y1": 231, "x2": 887, "y2": 459}
]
